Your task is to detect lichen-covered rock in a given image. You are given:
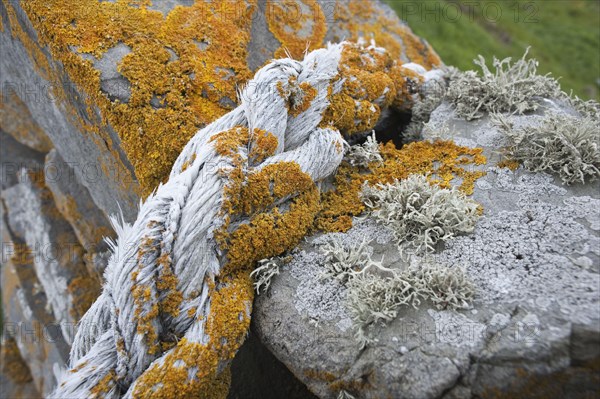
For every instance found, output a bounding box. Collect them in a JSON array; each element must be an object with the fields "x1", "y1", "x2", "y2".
[
  {"x1": 0, "y1": 0, "x2": 440, "y2": 208},
  {"x1": 0, "y1": 336, "x2": 40, "y2": 399},
  {"x1": 252, "y1": 100, "x2": 600, "y2": 398}
]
